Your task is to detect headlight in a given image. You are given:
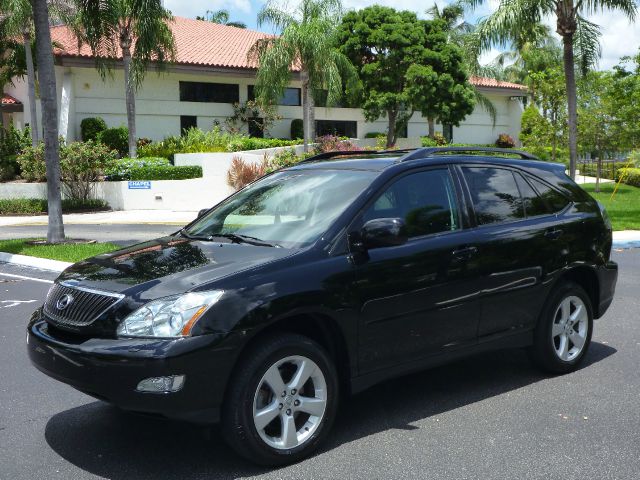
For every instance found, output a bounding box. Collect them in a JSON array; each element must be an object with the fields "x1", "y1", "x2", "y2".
[{"x1": 117, "y1": 290, "x2": 223, "y2": 338}]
